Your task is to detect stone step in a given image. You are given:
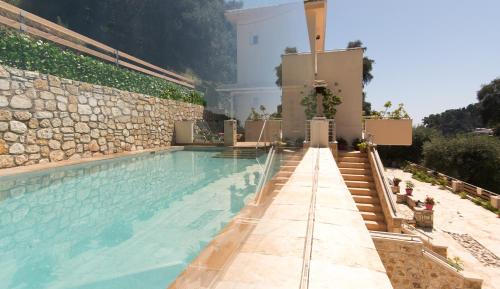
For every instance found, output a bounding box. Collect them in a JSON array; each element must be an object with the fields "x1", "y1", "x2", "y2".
[
  {"x1": 280, "y1": 166, "x2": 297, "y2": 172},
  {"x1": 353, "y1": 195, "x2": 380, "y2": 204},
  {"x1": 348, "y1": 187, "x2": 378, "y2": 196},
  {"x1": 344, "y1": 180, "x2": 375, "y2": 189},
  {"x1": 341, "y1": 174, "x2": 372, "y2": 182},
  {"x1": 276, "y1": 171, "x2": 293, "y2": 178},
  {"x1": 339, "y1": 151, "x2": 367, "y2": 157},
  {"x1": 356, "y1": 203, "x2": 383, "y2": 213},
  {"x1": 337, "y1": 156, "x2": 368, "y2": 163},
  {"x1": 365, "y1": 220, "x2": 387, "y2": 231},
  {"x1": 337, "y1": 162, "x2": 371, "y2": 169},
  {"x1": 282, "y1": 160, "x2": 300, "y2": 166},
  {"x1": 361, "y1": 211, "x2": 385, "y2": 222},
  {"x1": 339, "y1": 167, "x2": 372, "y2": 175}
]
